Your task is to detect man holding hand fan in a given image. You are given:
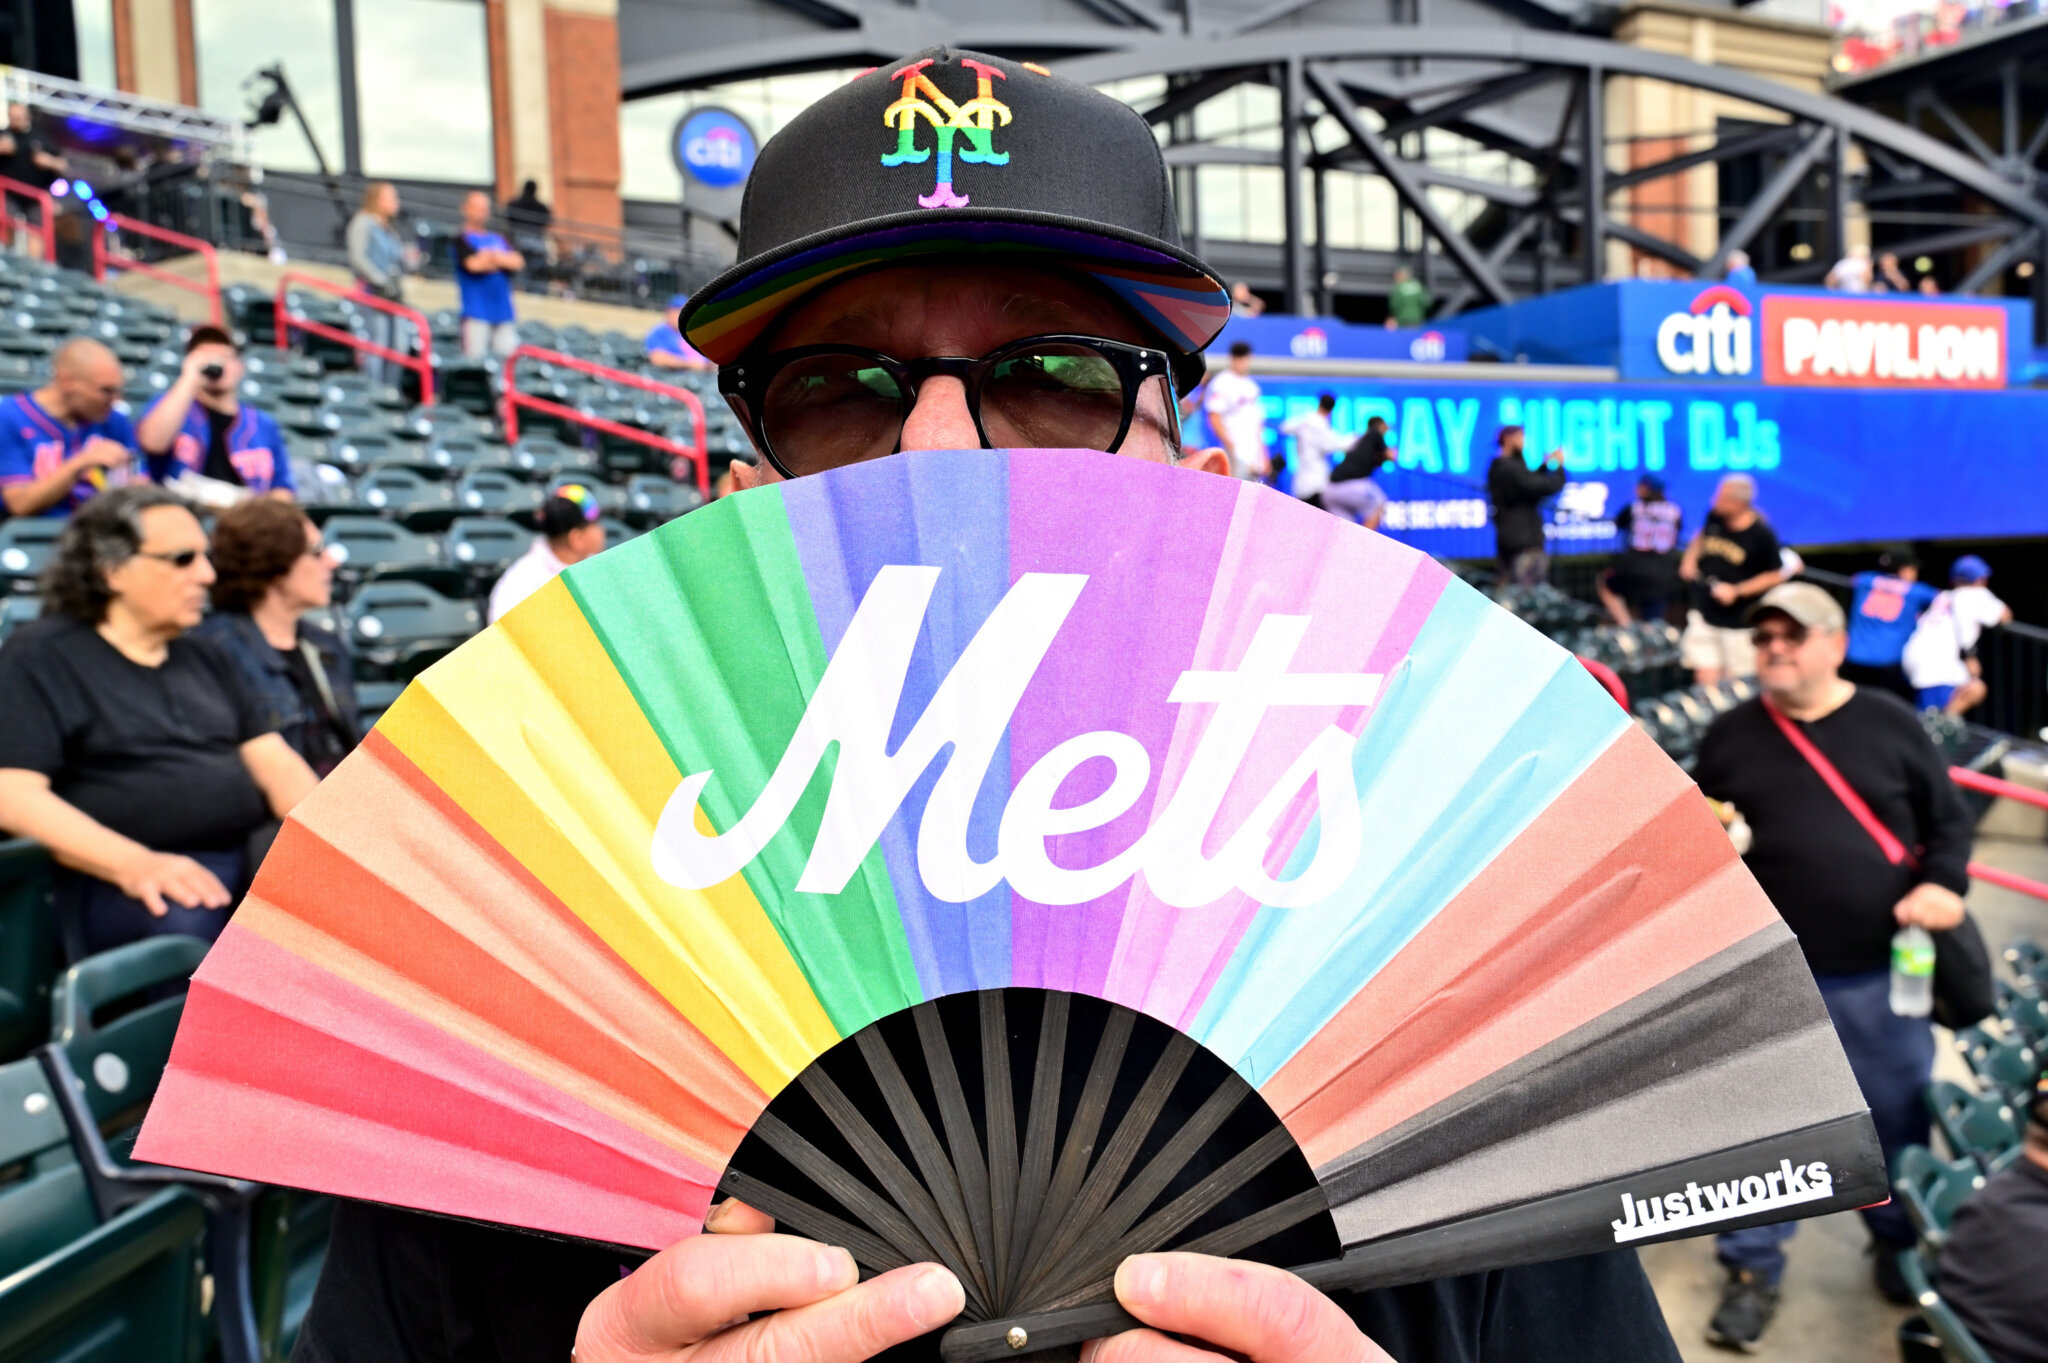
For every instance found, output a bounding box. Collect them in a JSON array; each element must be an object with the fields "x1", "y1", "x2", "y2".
[{"x1": 292, "y1": 51, "x2": 1680, "y2": 1363}]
